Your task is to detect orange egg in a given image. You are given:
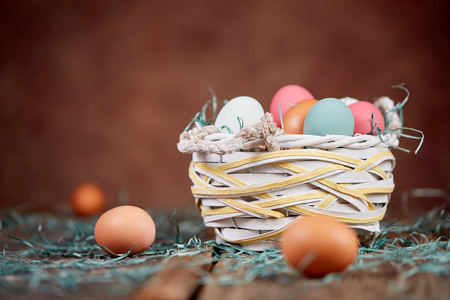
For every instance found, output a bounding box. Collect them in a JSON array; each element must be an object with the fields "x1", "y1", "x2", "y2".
[
  {"x1": 280, "y1": 215, "x2": 358, "y2": 277},
  {"x1": 282, "y1": 99, "x2": 318, "y2": 134},
  {"x1": 94, "y1": 205, "x2": 156, "y2": 255},
  {"x1": 71, "y1": 183, "x2": 107, "y2": 217}
]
